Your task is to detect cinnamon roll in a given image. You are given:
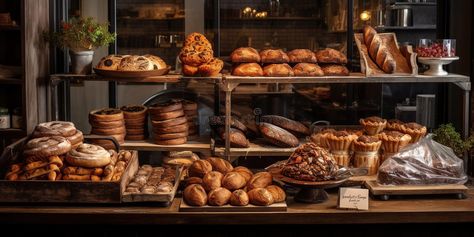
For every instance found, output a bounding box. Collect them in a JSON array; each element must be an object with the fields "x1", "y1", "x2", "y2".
[{"x1": 66, "y1": 143, "x2": 112, "y2": 168}]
